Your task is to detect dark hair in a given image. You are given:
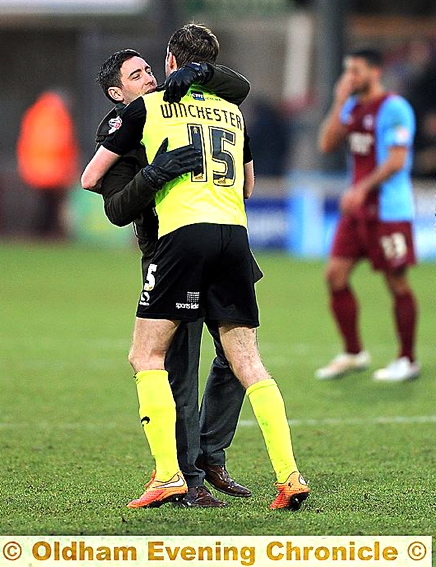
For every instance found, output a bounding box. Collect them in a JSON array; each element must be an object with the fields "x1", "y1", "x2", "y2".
[
  {"x1": 97, "y1": 49, "x2": 142, "y2": 102},
  {"x1": 347, "y1": 48, "x2": 384, "y2": 68},
  {"x1": 167, "y1": 23, "x2": 219, "y2": 68}
]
